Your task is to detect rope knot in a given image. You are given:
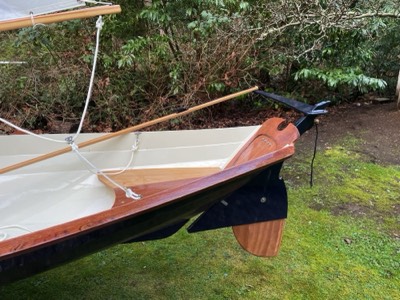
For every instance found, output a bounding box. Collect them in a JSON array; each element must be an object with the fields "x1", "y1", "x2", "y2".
[
  {"x1": 125, "y1": 188, "x2": 141, "y2": 200},
  {"x1": 65, "y1": 136, "x2": 74, "y2": 144},
  {"x1": 65, "y1": 136, "x2": 79, "y2": 151}
]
